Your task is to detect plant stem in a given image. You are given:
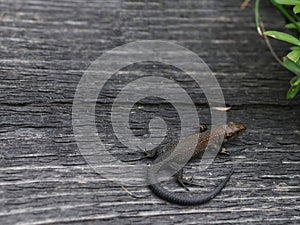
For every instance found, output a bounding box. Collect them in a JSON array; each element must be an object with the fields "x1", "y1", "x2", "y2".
[{"x1": 261, "y1": 21, "x2": 284, "y2": 67}]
